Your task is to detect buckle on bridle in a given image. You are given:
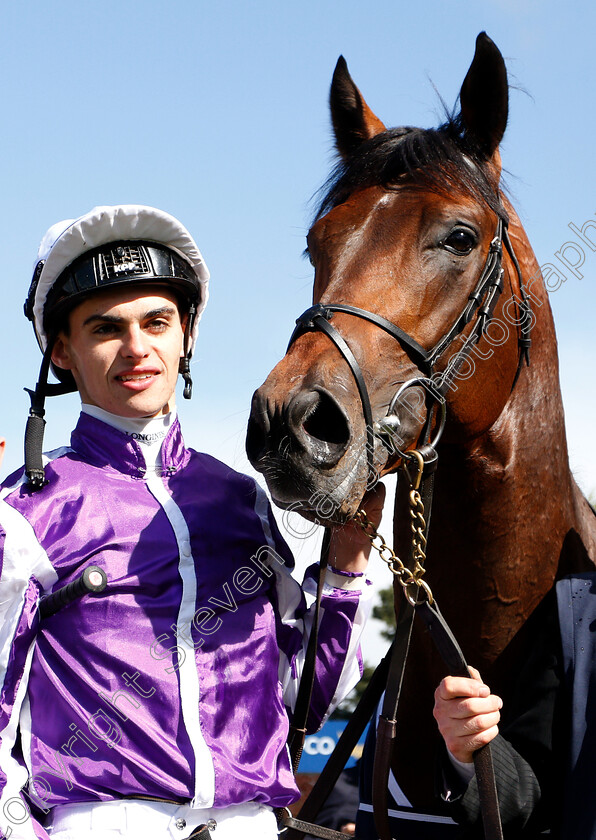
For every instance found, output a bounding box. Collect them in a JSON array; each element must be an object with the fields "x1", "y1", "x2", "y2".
[
  {"x1": 378, "y1": 378, "x2": 447, "y2": 458},
  {"x1": 489, "y1": 235, "x2": 502, "y2": 255},
  {"x1": 294, "y1": 303, "x2": 333, "y2": 329}
]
